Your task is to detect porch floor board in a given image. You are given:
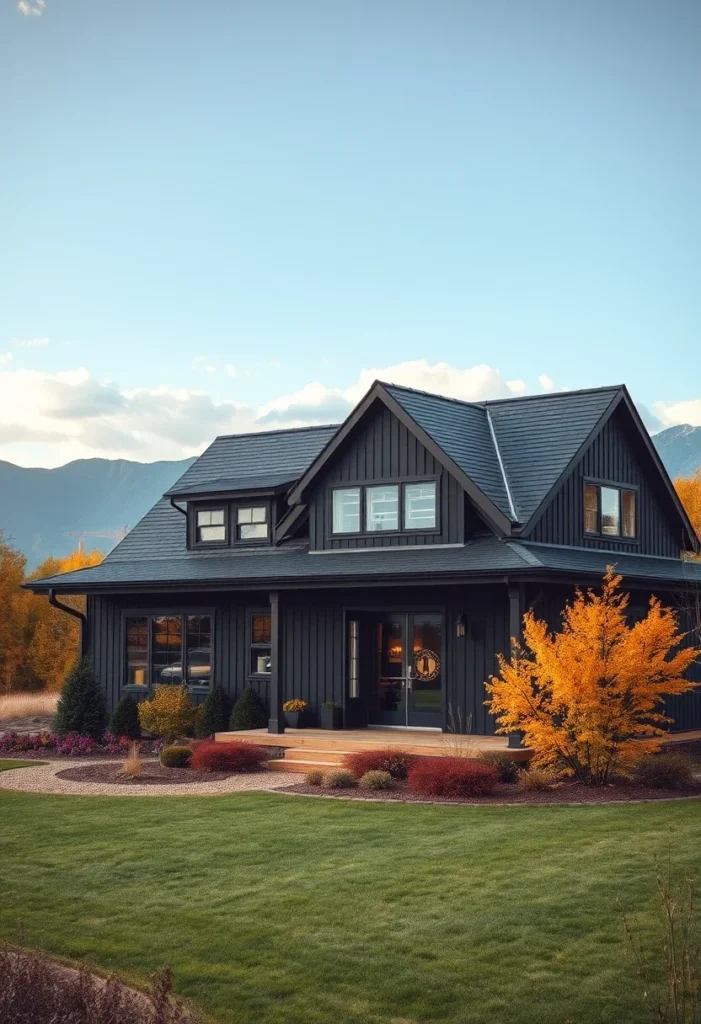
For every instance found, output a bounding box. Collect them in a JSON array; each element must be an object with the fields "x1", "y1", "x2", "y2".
[{"x1": 214, "y1": 727, "x2": 532, "y2": 760}]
